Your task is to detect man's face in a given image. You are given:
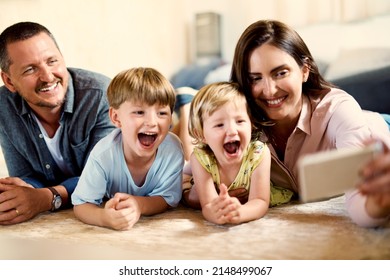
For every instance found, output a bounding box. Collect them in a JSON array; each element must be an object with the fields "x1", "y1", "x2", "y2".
[{"x1": 1, "y1": 32, "x2": 68, "y2": 113}]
